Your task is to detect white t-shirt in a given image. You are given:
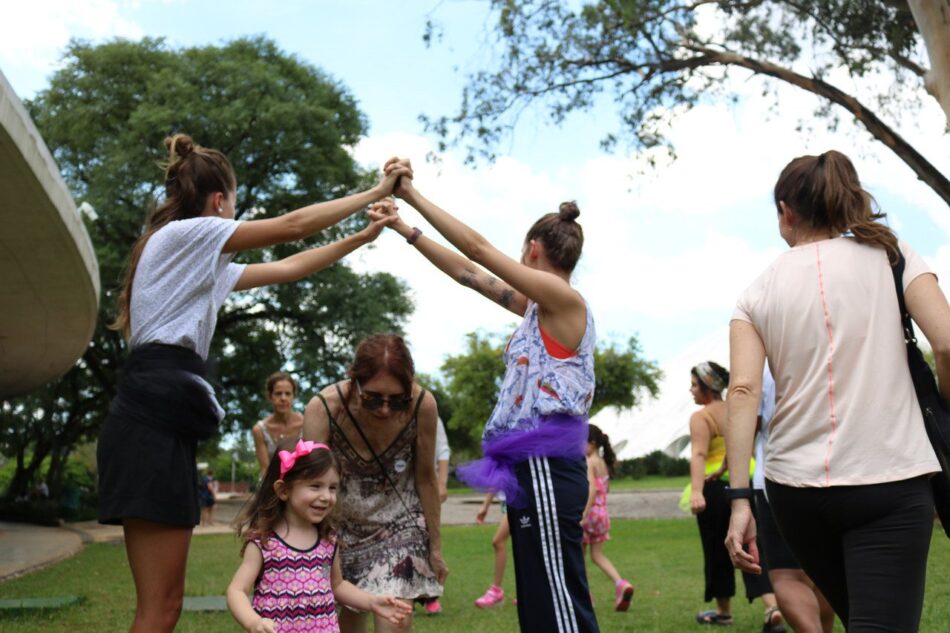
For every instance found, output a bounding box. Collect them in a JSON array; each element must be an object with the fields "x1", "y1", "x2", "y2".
[
  {"x1": 129, "y1": 216, "x2": 246, "y2": 360},
  {"x1": 434, "y1": 417, "x2": 451, "y2": 467},
  {"x1": 753, "y1": 365, "x2": 775, "y2": 491},
  {"x1": 733, "y1": 237, "x2": 940, "y2": 487}
]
